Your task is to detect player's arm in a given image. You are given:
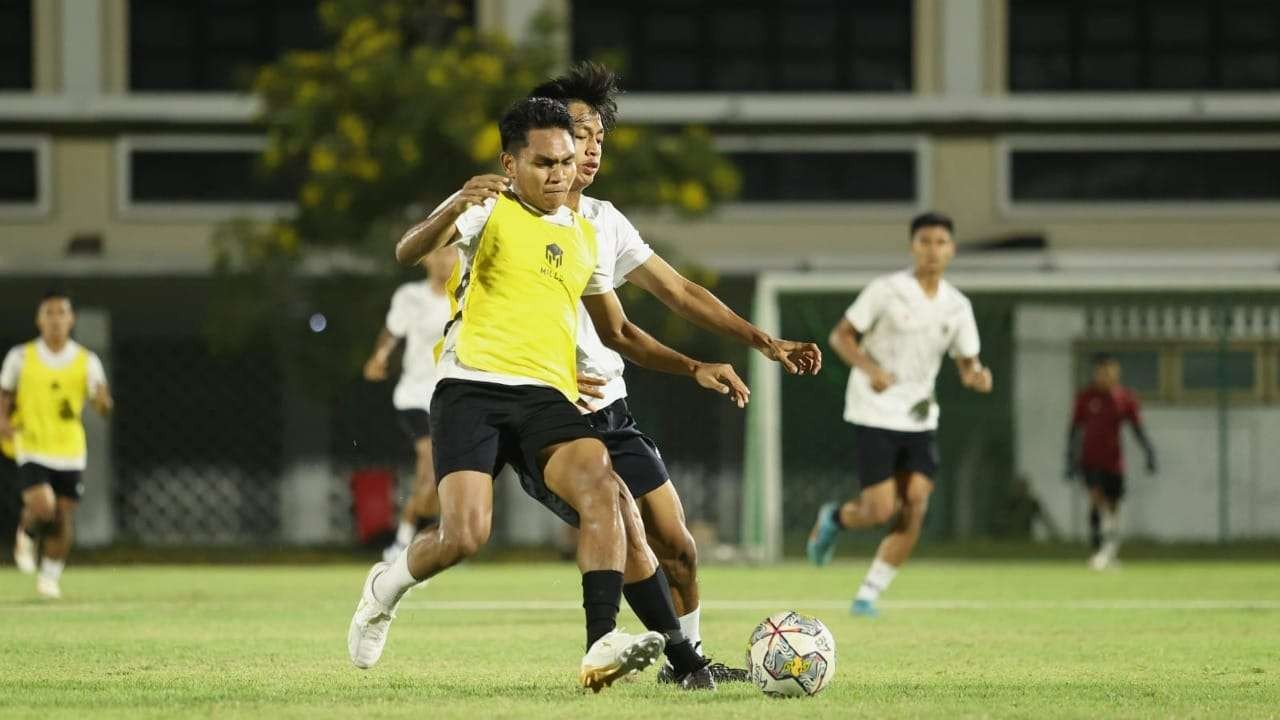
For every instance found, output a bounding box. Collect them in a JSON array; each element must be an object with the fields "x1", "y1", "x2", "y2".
[
  {"x1": 828, "y1": 317, "x2": 894, "y2": 392},
  {"x1": 954, "y1": 356, "x2": 993, "y2": 393},
  {"x1": 581, "y1": 290, "x2": 750, "y2": 408},
  {"x1": 395, "y1": 175, "x2": 507, "y2": 266},
  {"x1": 1127, "y1": 400, "x2": 1157, "y2": 474},
  {"x1": 1065, "y1": 397, "x2": 1084, "y2": 480},
  {"x1": 91, "y1": 383, "x2": 113, "y2": 416},
  {"x1": 626, "y1": 255, "x2": 820, "y2": 375},
  {"x1": 363, "y1": 328, "x2": 400, "y2": 382},
  {"x1": 0, "y1": 390, "x2": 13, "y2": 438}
]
